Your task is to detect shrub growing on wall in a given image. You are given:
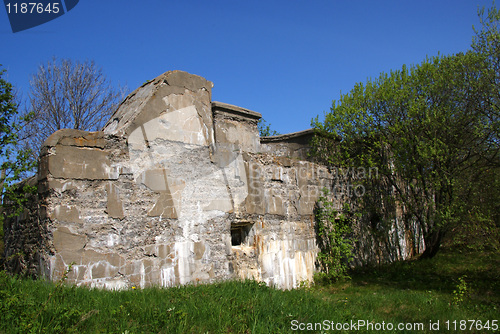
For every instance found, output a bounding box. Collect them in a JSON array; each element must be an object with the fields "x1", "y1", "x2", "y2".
[{"x1": 314, "y1": 188, "x2": 355, "y2": 283}]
